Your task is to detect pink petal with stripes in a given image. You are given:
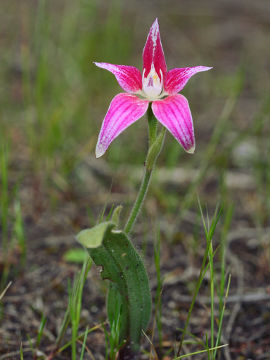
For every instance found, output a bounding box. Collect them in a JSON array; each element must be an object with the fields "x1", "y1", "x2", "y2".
[
  {"x1": 96, "y1": 93, "x2": 149, "y2": 158},
  {"x1": 142, "y1": 18, "x2": 167, "y2": 81},
  {"x1": 94, "y1": 62, "x2": 142, "y2": 93},
  {"x1": 165, "y1": 66, "x2": 212, "y2": 95},
  {"x1": 152, "y1": 94, "x2": 195, "y2": 153}
]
